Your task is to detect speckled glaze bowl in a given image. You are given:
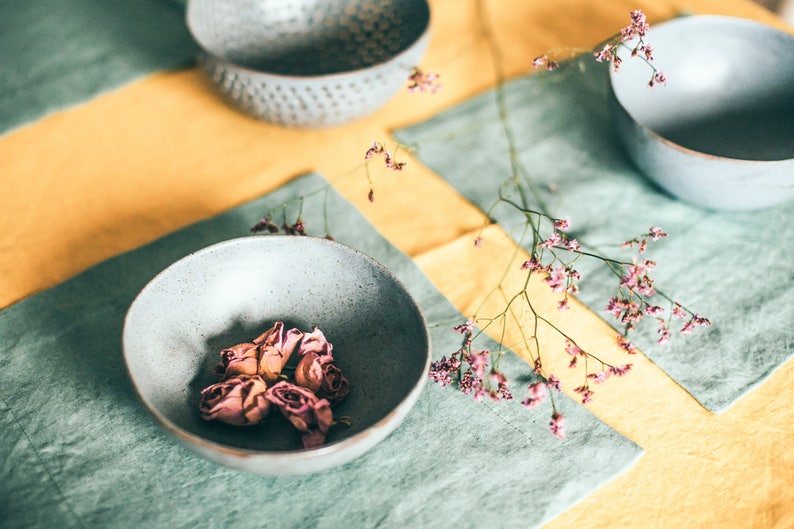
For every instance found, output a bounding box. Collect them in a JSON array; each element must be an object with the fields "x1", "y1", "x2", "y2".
[
  {"x1": 123, "y1": 236, "x2": 430, "y2": 475},
  {"x1": 608, "y1": 15, "x2": 794, "y2": 210},
  {"x1": 185, "y1": 0, "x2": 431, "y2": 128}
]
